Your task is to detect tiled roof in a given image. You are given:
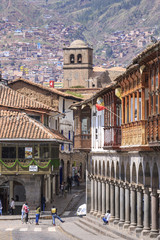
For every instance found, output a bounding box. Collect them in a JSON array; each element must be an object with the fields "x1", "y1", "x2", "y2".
[
  {"x1": 0, "y1": 84, "x2": 55, "y2": 111},
  {"x1": 0, "y1": 110, "x2": 67, "y2": 141},
  {"x1": 8, "y1": 78, "x2": 83, "y2": 100}
]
